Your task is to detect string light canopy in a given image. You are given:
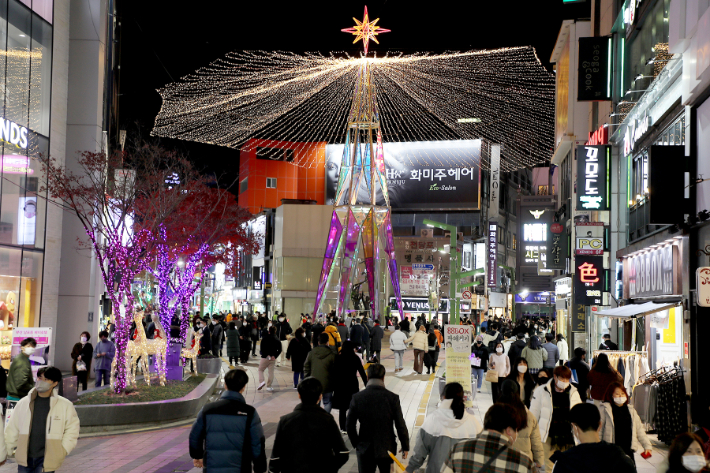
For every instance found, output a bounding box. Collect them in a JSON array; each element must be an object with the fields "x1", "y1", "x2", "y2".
[{"x1": 152, "y1": 33, "x2": 554, "y2": 172}]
